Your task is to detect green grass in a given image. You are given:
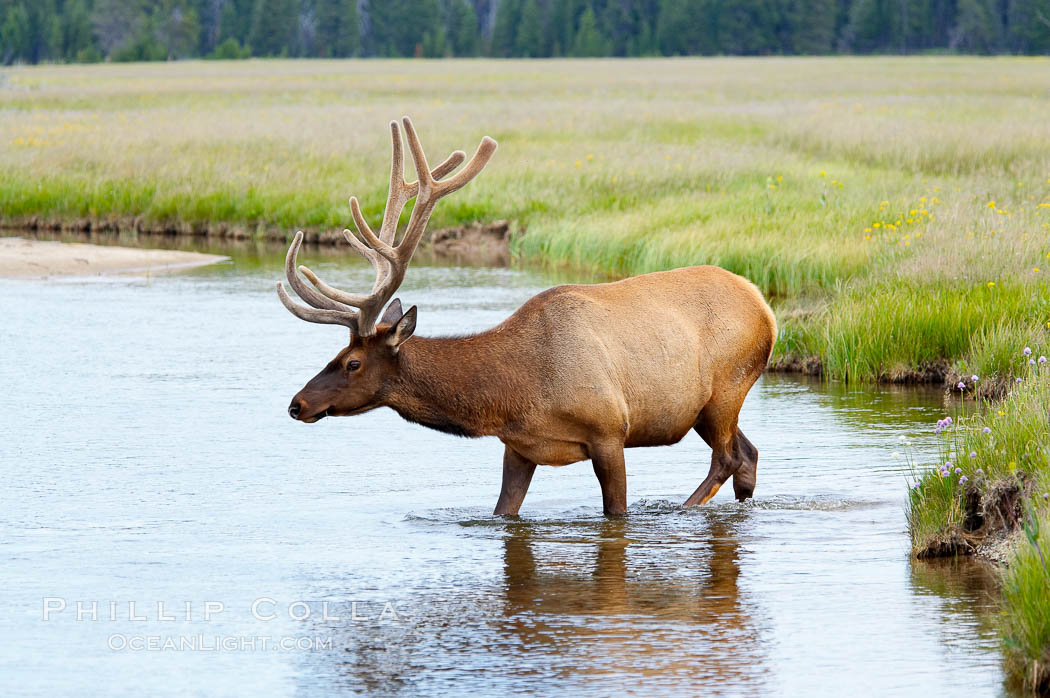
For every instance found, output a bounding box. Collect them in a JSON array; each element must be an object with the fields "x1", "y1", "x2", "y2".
[
  {"x1": 1002, "y1": 511, "x2": 1050, "y2": 693},
  {"x1": 908, "y1": 363, "x2": 1050, "y2": 546},
  {"x1": 776, "y1": 282, "x2": 1050, "y2": 384}
]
